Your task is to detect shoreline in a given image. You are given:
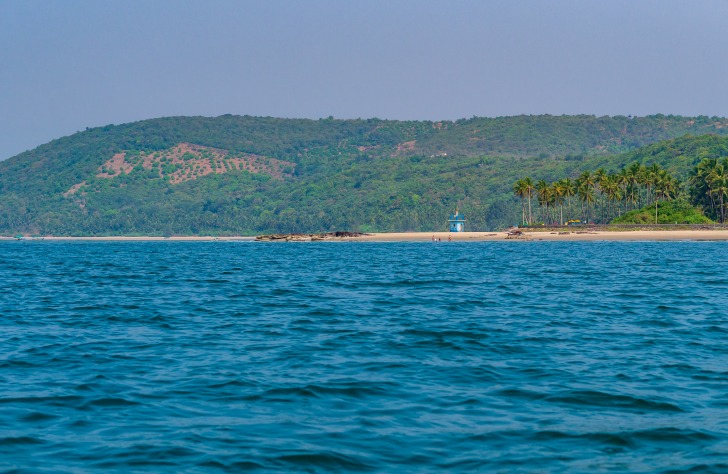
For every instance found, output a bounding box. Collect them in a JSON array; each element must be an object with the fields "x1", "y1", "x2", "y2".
[
  {"x1": 4, "y1": 230, "x2": 728, "y2": 242},
  {"x1": 0, "y1": 236, "x2": 256, "y2": 242},
  {"x1": 345, "y1": 230, "x2": 728, "y2": 242}
]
